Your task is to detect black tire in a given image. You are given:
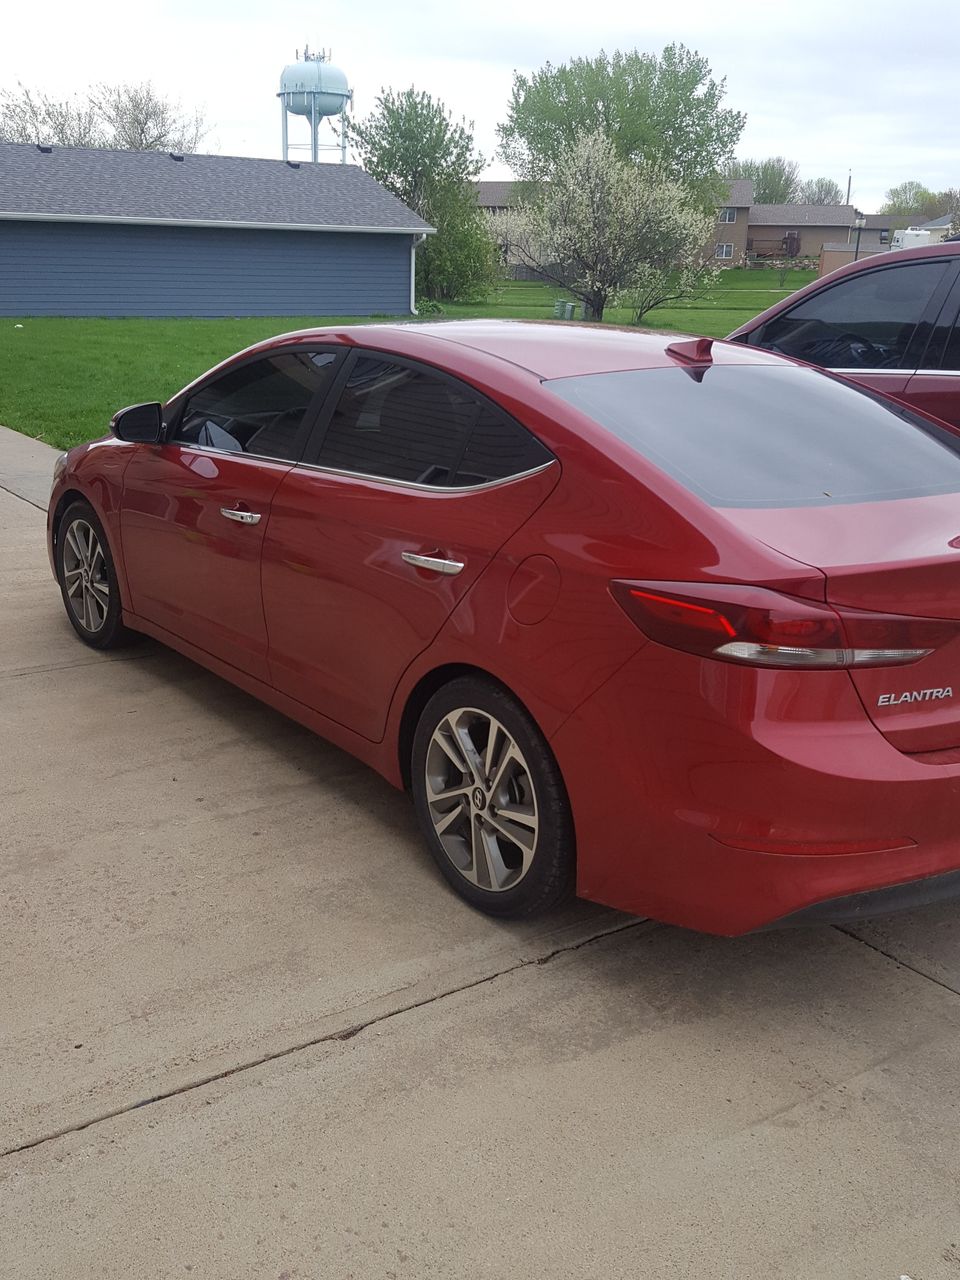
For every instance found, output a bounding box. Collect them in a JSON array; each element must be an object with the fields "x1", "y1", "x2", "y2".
[
  {"x1": 55, "y1": 500, "x2": 137, "y2": 650},
  {"x1": 411, "y1": 675, "x2": 575, "y2": 918}
]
